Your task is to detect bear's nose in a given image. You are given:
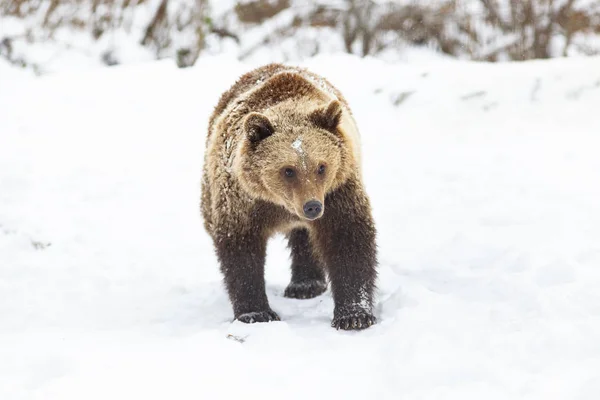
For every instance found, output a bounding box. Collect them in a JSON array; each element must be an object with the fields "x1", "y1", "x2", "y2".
[{"x1": 303, "y1": 200, "x2": 323, "y2": 220}]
